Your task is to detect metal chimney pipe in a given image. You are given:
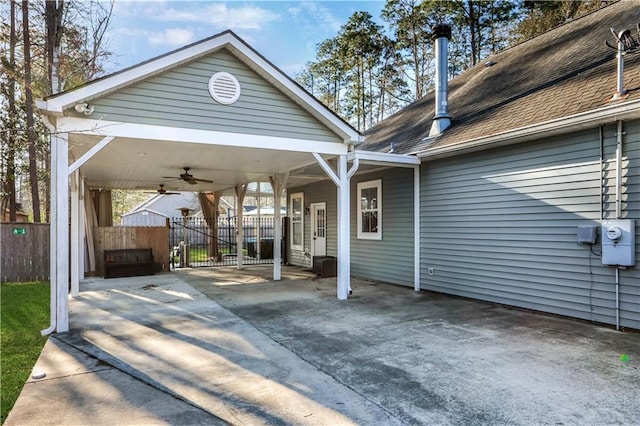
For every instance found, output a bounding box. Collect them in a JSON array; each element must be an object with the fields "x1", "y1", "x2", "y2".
[
  {"x1": 429, "y1": 24, "x2": 452, "y2": 137},
  {"x1": 613, "y1": 29, "x2": 629, "y2": 100}
]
